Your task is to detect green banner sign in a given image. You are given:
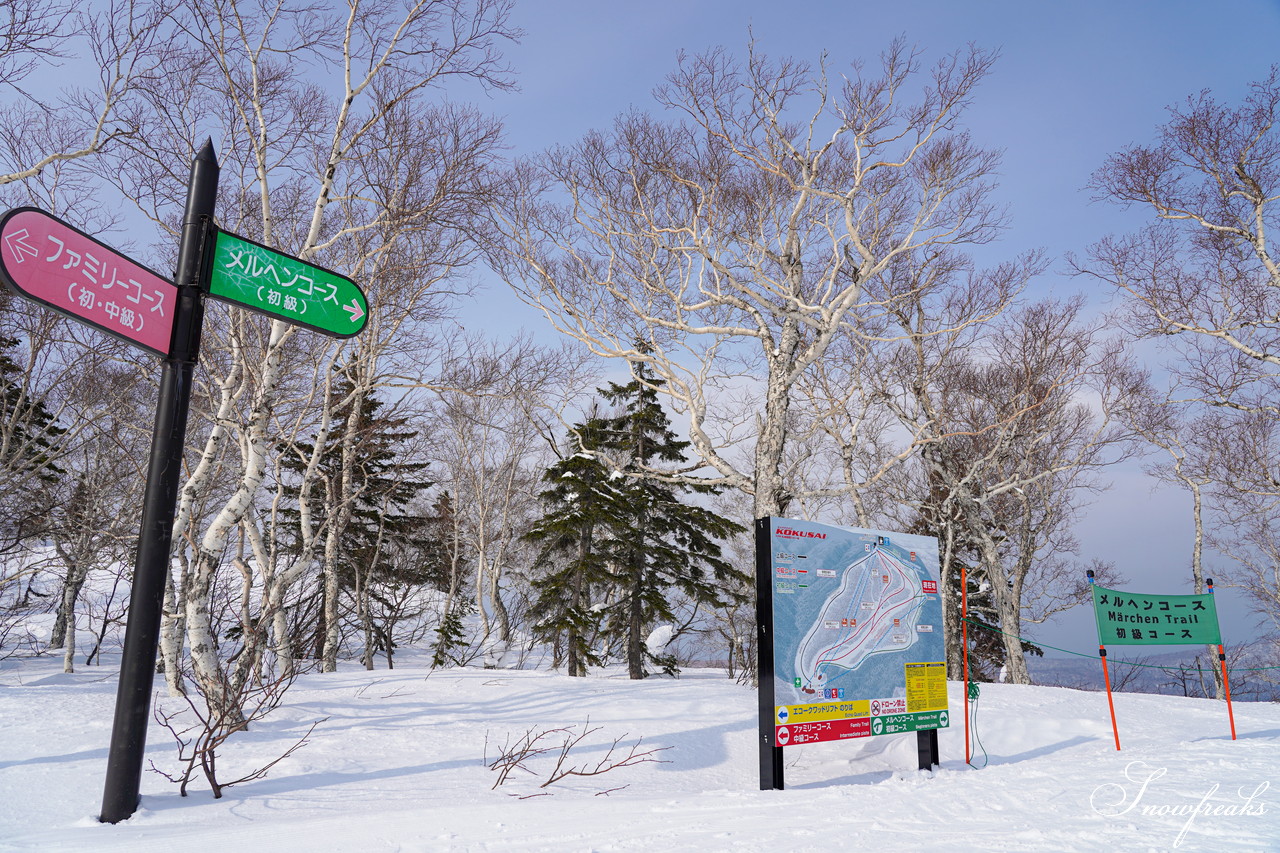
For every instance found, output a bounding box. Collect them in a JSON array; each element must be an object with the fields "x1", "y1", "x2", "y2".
[
  {"x1": 206, "y1": 230, "x2": 367, "y2": 338},
  {"x1": 870, "y1": 709, "x2": 950, "y2": 737},
  {"x1": 1091, "y1": 585, "x2": 1221, "y2": 646}
]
